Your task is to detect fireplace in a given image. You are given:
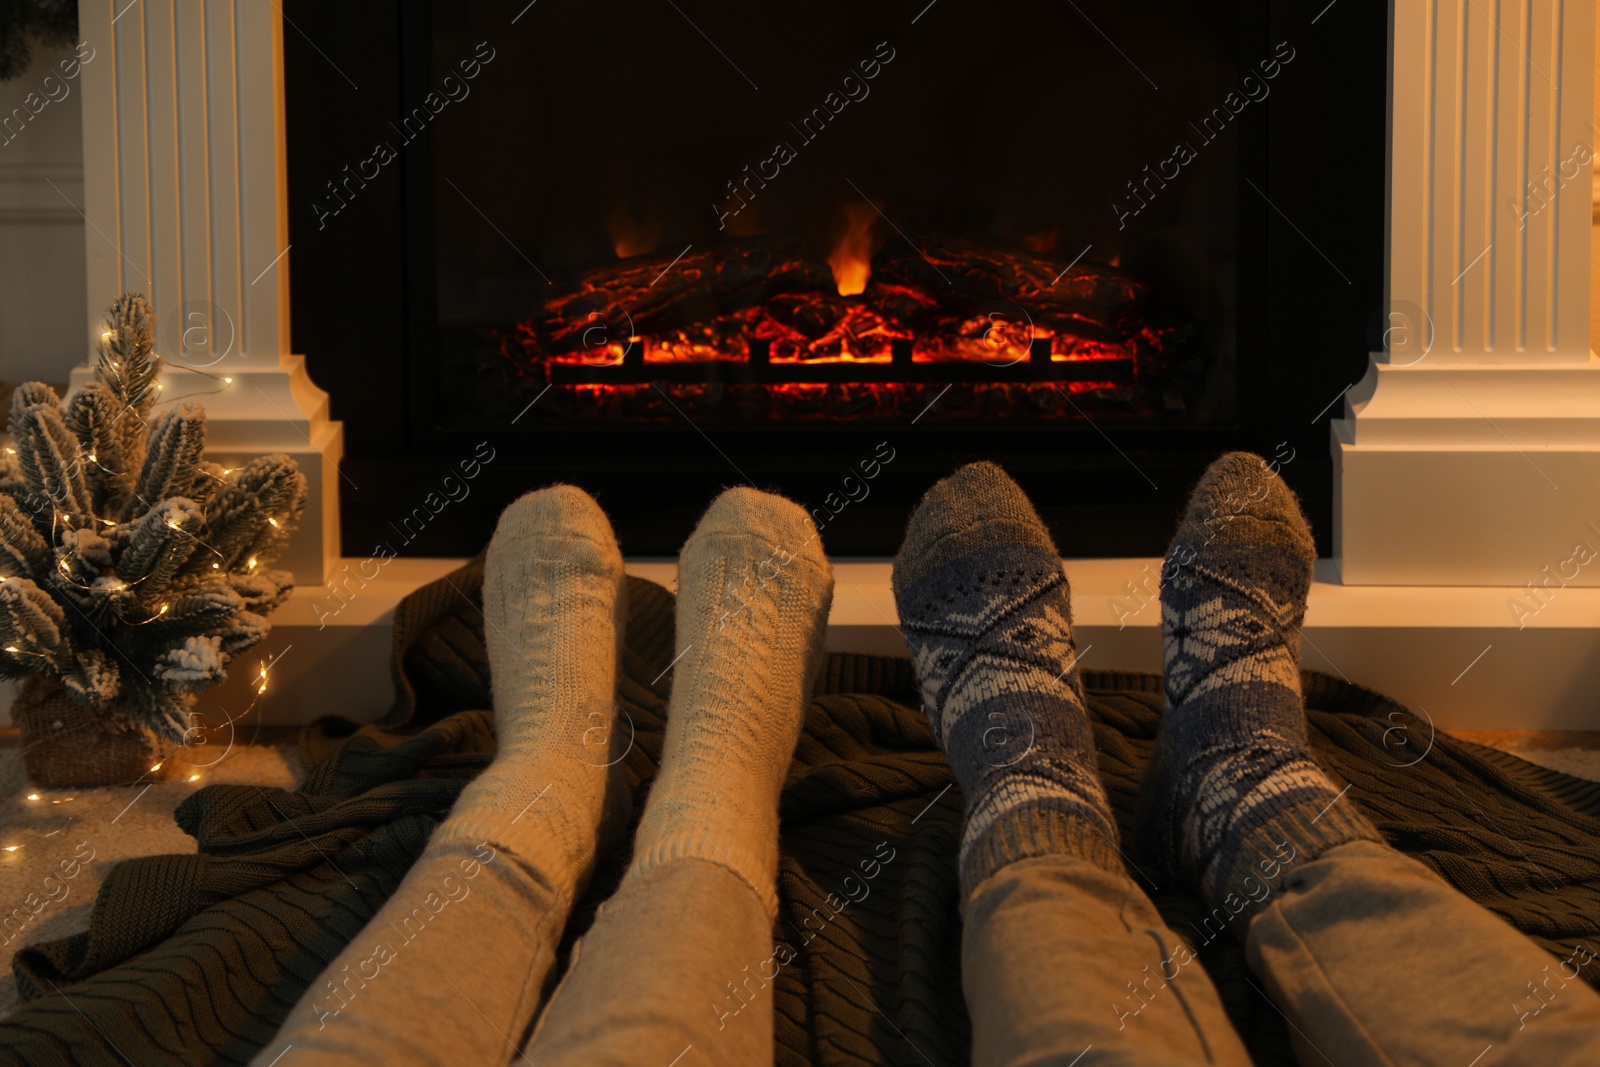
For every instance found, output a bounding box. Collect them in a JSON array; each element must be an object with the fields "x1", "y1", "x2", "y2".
[
  {"x1": 430, "y1": 3, "x2": 1245, "y2": 432},
  {"x1": 59, "y1": 1, "x2": 1600, "y2": 728},
  {"x1": 283, "y1": 1, "x2": 1386, "y2": 557}
]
